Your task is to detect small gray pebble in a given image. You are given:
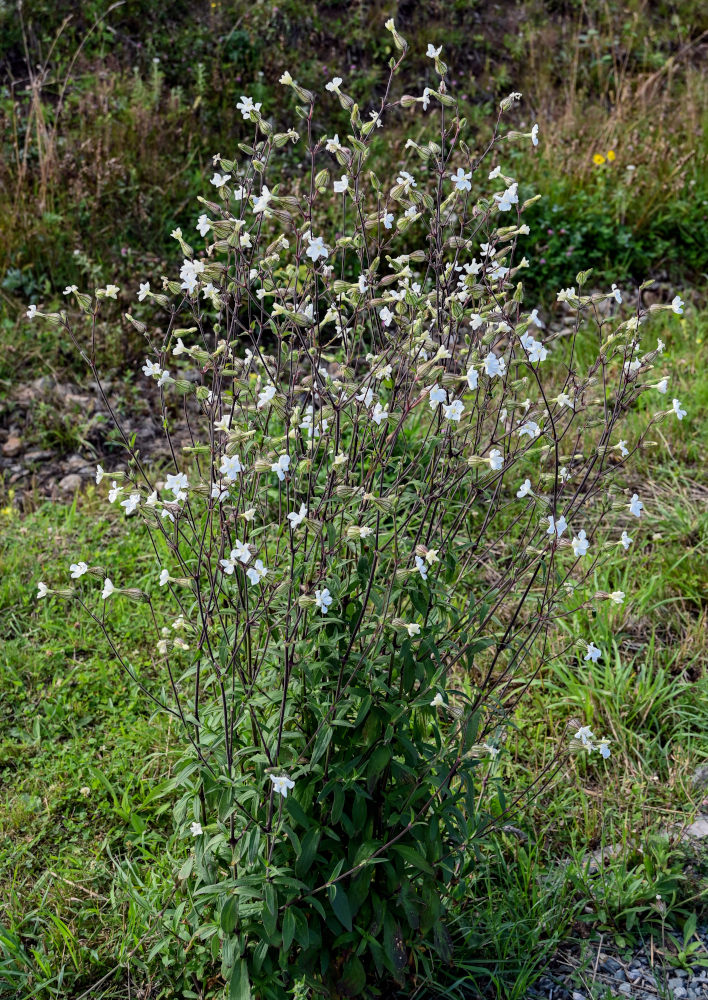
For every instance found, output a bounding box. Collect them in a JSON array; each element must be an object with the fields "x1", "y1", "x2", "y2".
[
  {"x1": 618, "y1": 985, "x2": 631, "y2": 996},
  {"x1": 603, "y1": 958, "x2": 622, "y2": 974},
  {"x1": 673, "y1": 989, "x2": 687, "y2": 999},
  {"x1": 614, "y1": 969, "x2": 627, "y2": 982}
]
